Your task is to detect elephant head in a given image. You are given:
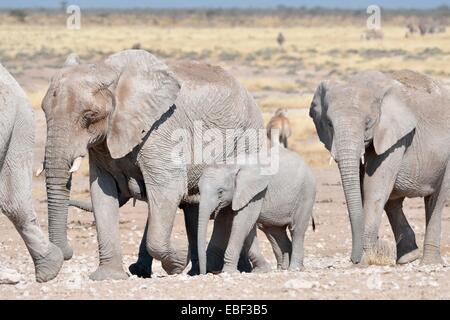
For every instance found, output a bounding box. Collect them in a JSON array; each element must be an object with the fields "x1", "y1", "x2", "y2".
[
  {"x1": 309, "y1": 71, "x2": 417, "y2": 263},
  {"x1": 41, "y1": 50, "x2": 181, "y2": 259},
  {"x1": 197, "y1": 165, "x2": 270, "y2": 274}
]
